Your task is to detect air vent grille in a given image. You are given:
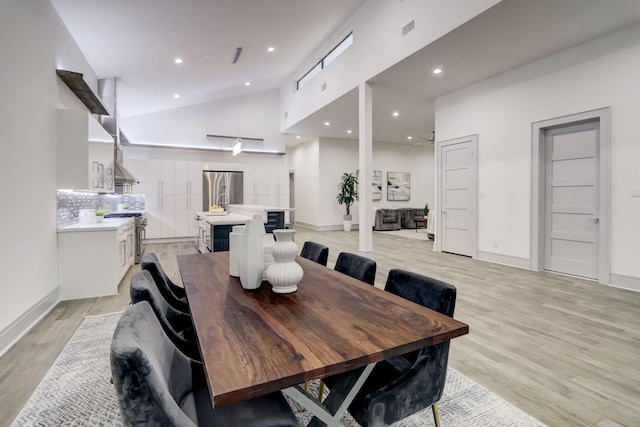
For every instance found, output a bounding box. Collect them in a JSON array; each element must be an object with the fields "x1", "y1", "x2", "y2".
[{"x1": 402, "y1": 20, "x2": 415, "y2": 37}]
